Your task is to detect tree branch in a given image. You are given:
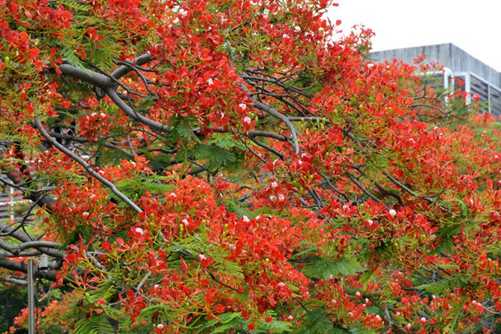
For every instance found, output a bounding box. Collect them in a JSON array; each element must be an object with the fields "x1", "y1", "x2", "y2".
[
  {"x1": 34, "y1": 118, "x2": 143, "y2": 213},
  {"x1": 0, "y1": 257, "x2": 56, "y2": 281},
  {"x1": 106, "y1": 88, "x2": 170, "y2": 133},
  {"x1": 59, "y1": 64, "x2": 112, "y2": 87},
  {"x1": 240, "y1": 85, "x2": 300, "y2": 154},
  {"x1": 111, "y1": 53, "x2": 153, "y2": 80}
]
